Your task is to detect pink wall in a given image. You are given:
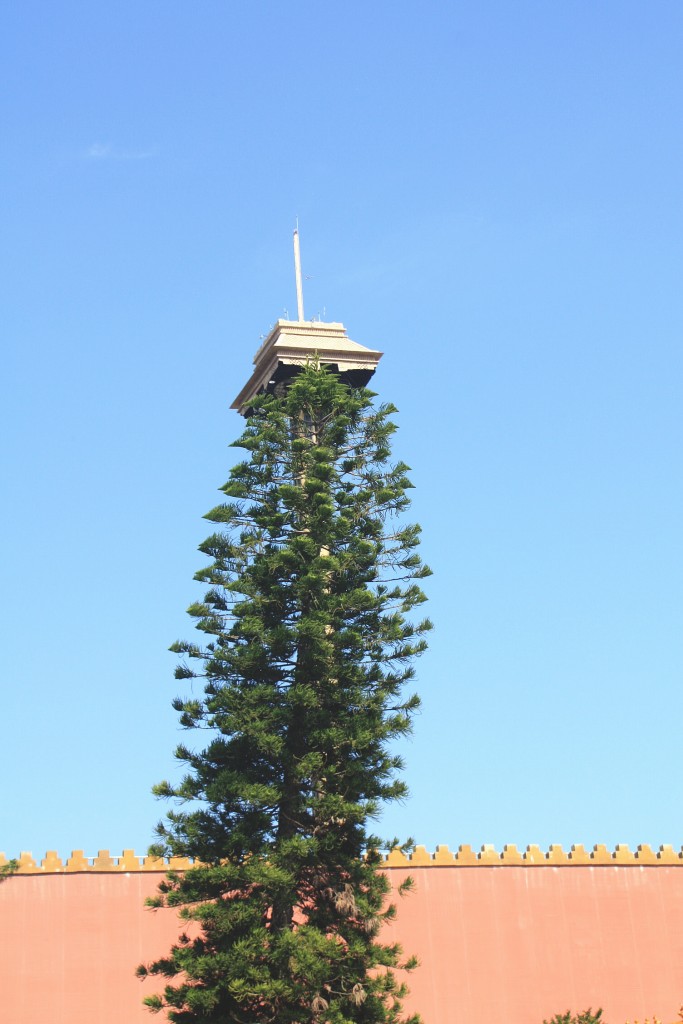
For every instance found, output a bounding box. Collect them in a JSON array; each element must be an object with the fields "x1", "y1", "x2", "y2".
[
  {"x1": 389, "y1": 865, "x2": 683, "y2": 1023},
  {"x1": 2, "y1": 863, "x2": 682, "y2": 1023}
]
